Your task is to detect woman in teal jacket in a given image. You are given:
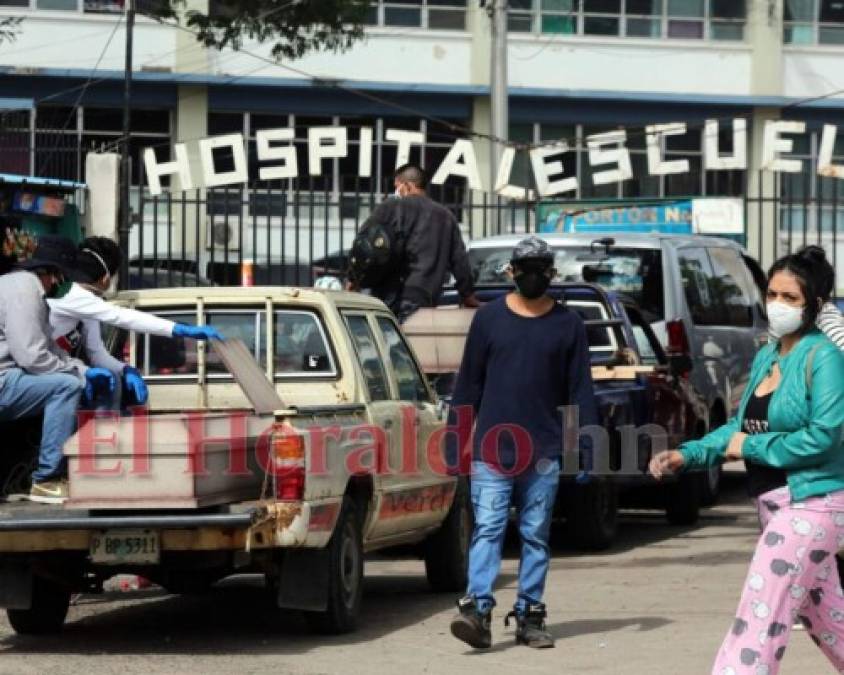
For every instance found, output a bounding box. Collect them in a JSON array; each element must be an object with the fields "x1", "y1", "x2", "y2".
[{"x1": 650, "y1": 246, "x2": 844, "y2": 675}]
